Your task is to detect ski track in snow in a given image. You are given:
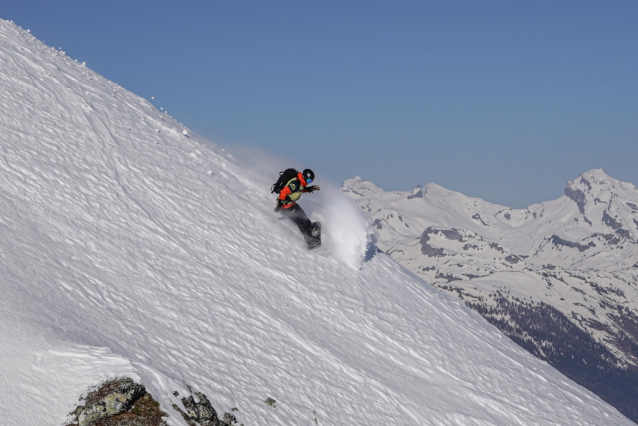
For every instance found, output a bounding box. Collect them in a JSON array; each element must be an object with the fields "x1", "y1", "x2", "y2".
[{"x1": 0, "y1": 18, "x2": 633, "y2": 425}]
